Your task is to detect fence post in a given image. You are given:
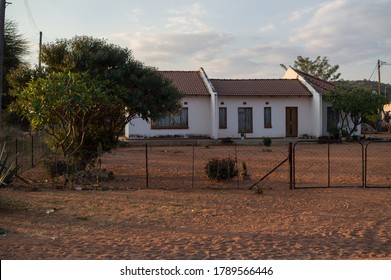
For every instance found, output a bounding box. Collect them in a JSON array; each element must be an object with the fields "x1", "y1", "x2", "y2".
[
  {"x1": 145, "y1": 143, "x2": 149, "y2": 188},
  {"x1": 15, "y1": 139, "x2": 18, "y2": 174},
  {"x1": 289, "y1": 142, "x2": 293, "y2": 190},
  {"x1": 192, "y1": 144, "x2": 195, "y2": 189},
  {"x1": 327, "y1": 141, "x2": 330, "y2": 188},
  {"x1": 235, "y1": 145, "x2": 240, "y2": 188},
  {"x1": 31, "y1": 134, "x2": 34, "y2": 168}
]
